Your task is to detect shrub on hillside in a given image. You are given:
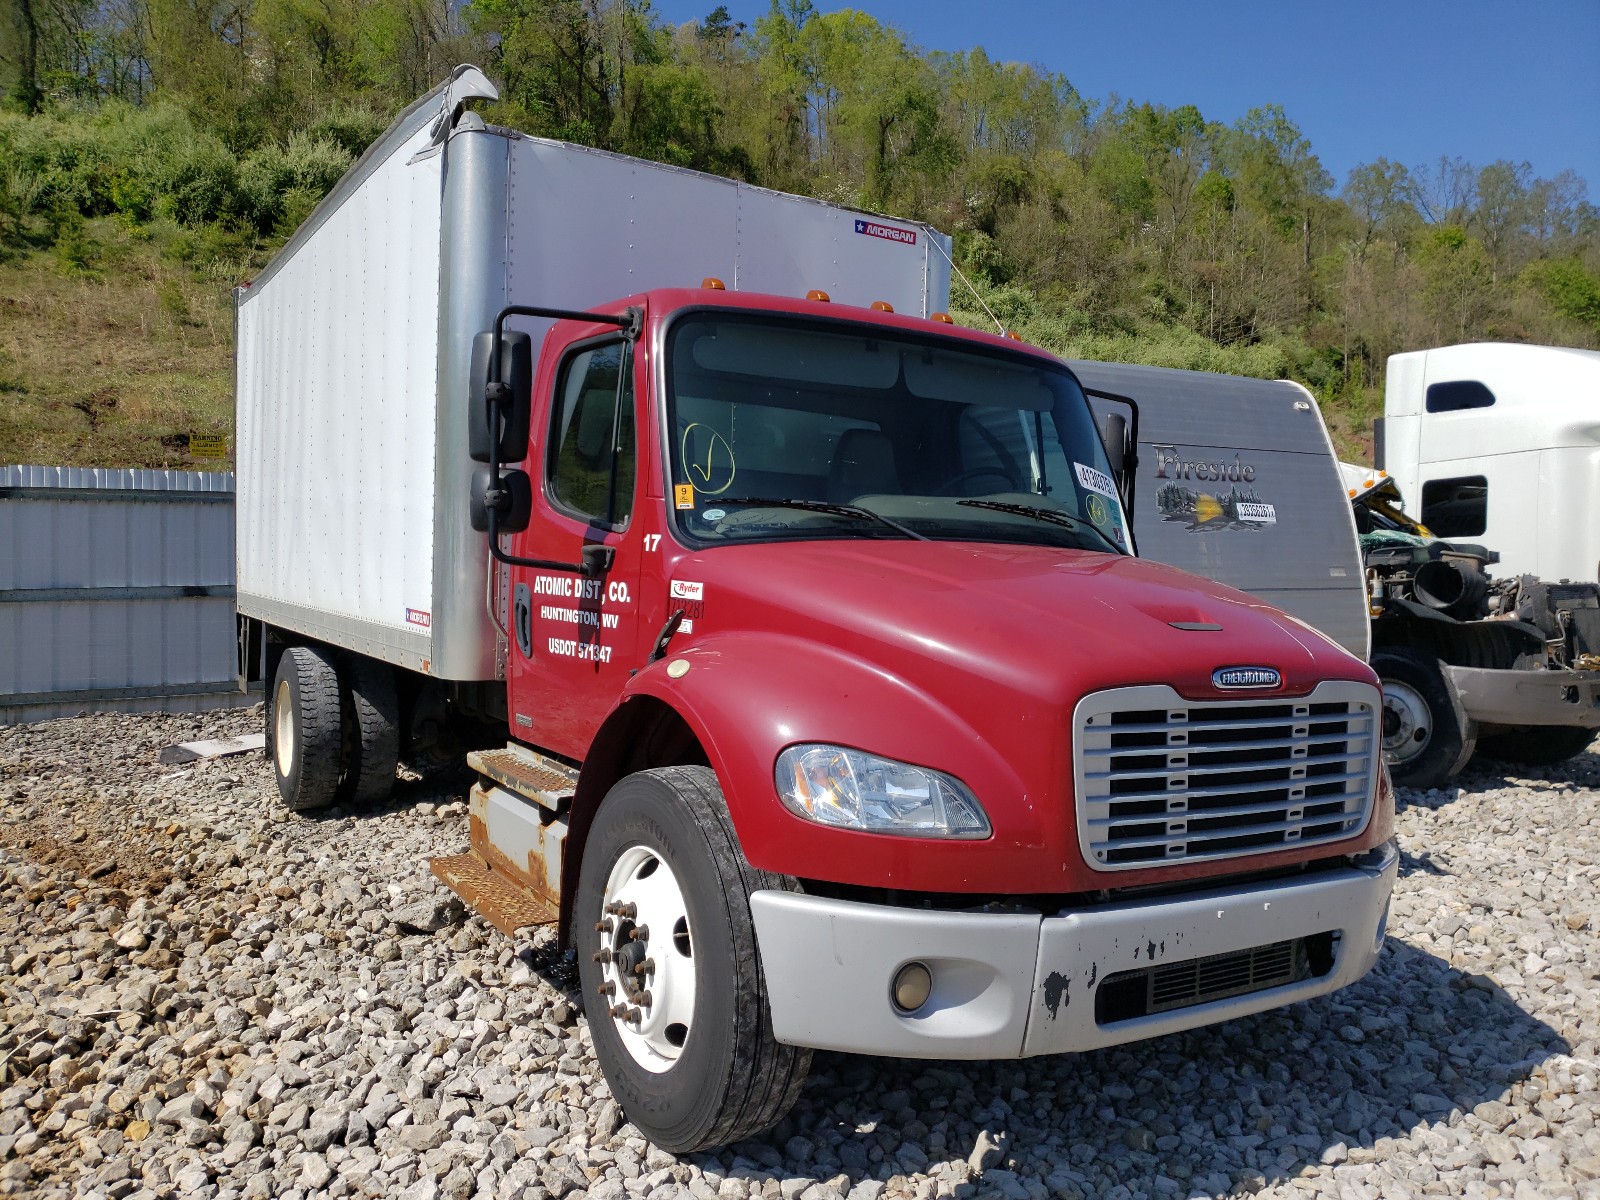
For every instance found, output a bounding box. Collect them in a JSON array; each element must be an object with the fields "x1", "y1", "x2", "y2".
[{"x1": 235, "y1": 133, "x2": 352, "y2": 234}]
